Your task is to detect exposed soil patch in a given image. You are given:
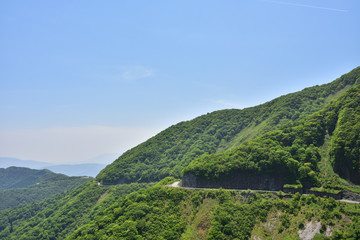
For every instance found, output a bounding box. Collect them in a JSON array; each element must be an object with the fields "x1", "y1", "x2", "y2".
[
  {"x1": 96, "y1": 192, "x2": 109, "y2": 204},
  {"x1": 298, "y1": 221, "x2": 321, "y2": 240}
]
